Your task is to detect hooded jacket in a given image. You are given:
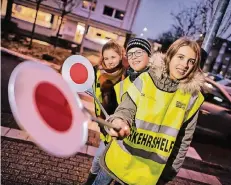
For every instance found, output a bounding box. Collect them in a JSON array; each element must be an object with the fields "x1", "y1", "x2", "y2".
[{"x1": 102, "y1": 52, "x2": 205, "y2": 182}]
